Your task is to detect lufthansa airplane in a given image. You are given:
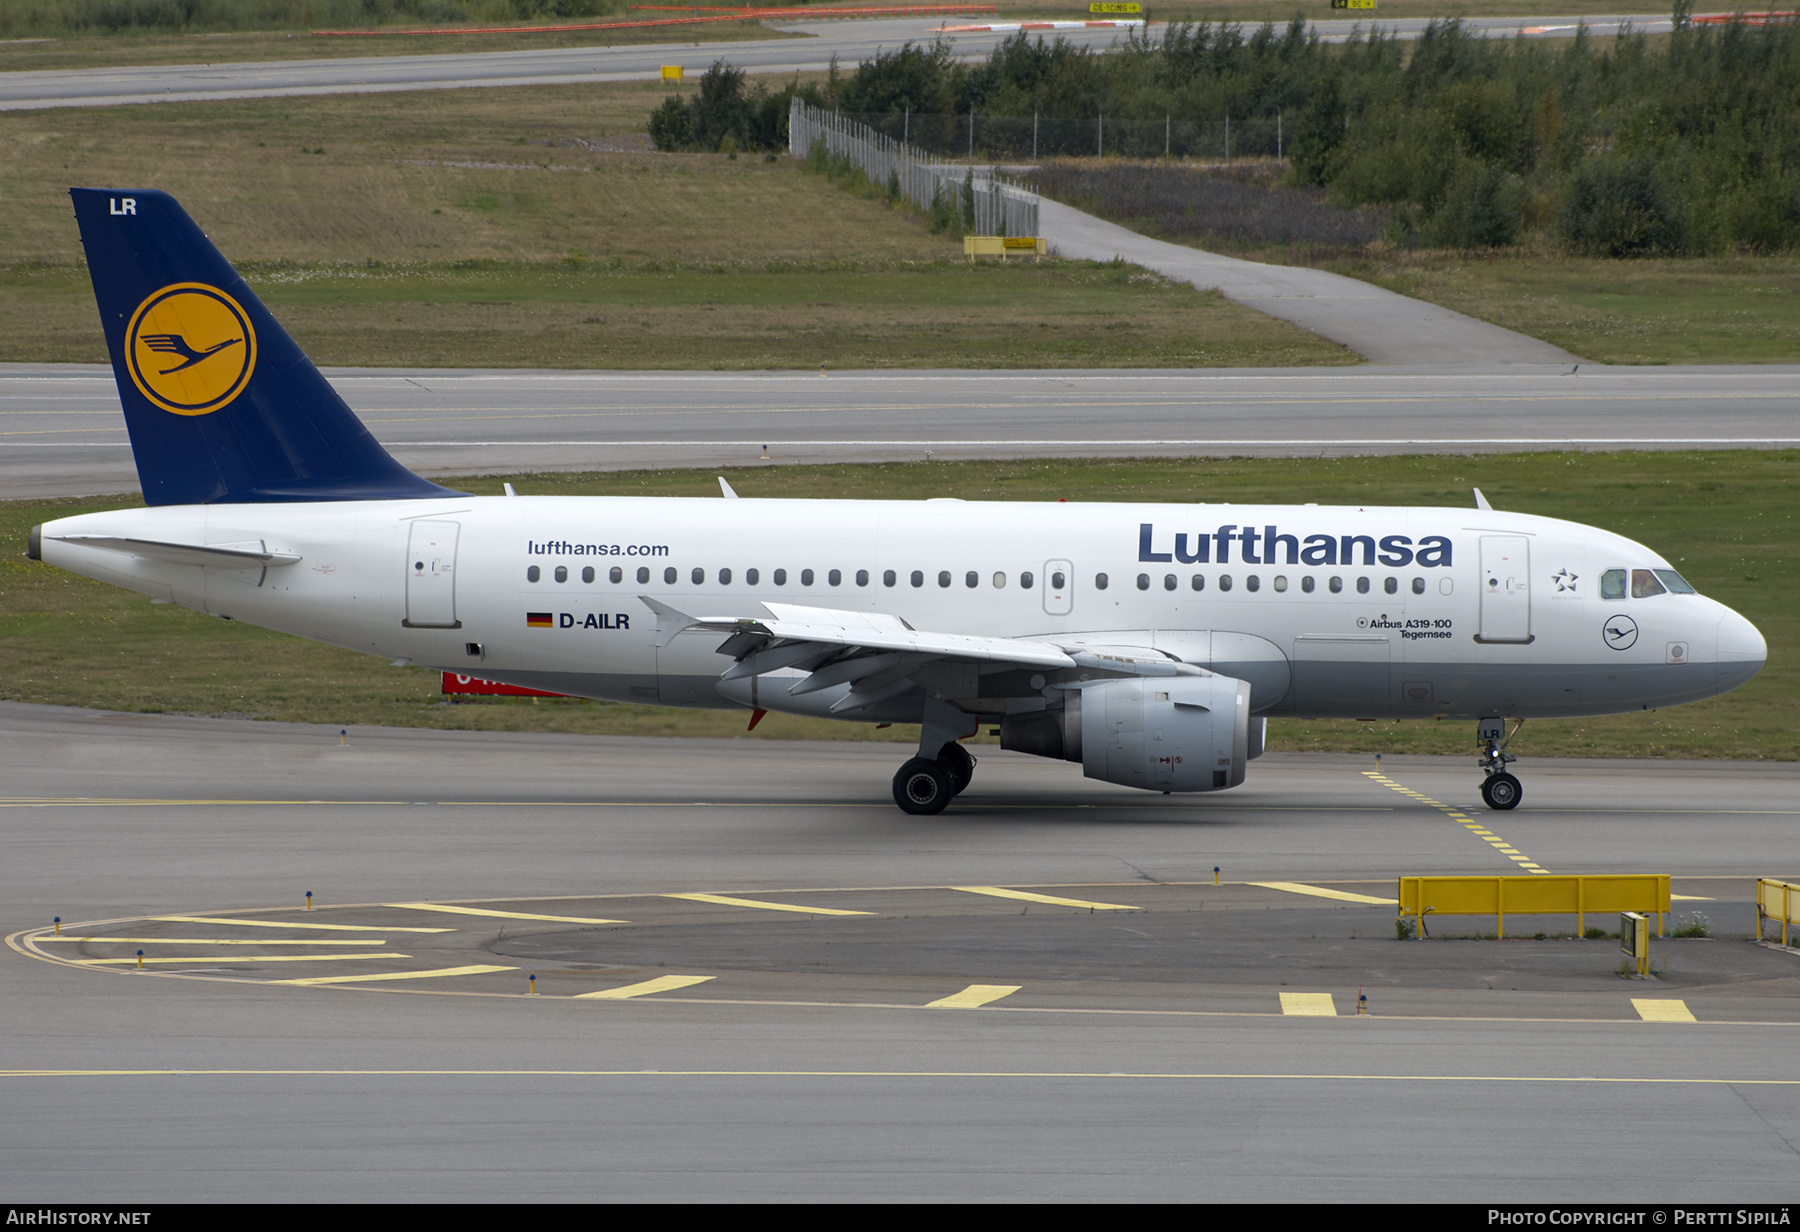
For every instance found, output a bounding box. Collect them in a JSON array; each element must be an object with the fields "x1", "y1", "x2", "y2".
[{"x1": 29, "y1": 190, "x2": 1768, "y2": 814}]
